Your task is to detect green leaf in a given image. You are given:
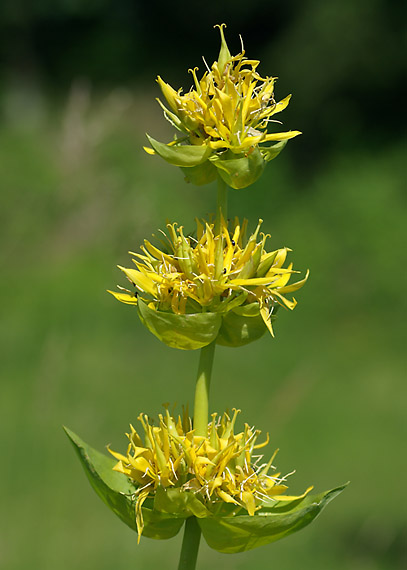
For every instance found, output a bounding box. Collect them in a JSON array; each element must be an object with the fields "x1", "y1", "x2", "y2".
[
  {"x1": 211, "y1": 147, "x2": 265, "y2": 189},
  {"x1": 64, "y1": 427, "x2": 185, "y2": 540},
  {"x1": 64, "y1": 429, "x2": 347, "y2": 549},
  {"x1": 141, "y1": 508, "x2": 185, "y2": 540},
  {"x1": 218, "y1": 292, "x2": 248, "y2": 314},
  {"x1": 146, "y1": 134, "x2": 212, "y2": 167},
  {"x1": 260, "y1": 140, "x2": 288, "y2": 162},
  {"x1": 180, "y1": 160, "x2": 217, "y2": 186},
  {"x1": 198, "y1": 484, "x2": 348, "y2": 553},
  {"x1": 138, "y1": 299, "x2": 222, "y2": 350},
  {"x1": 154, "y1": 487, "x2": 210, "y2": 518},
  {"x1": 217, "y1": 308, "x2": 267, "y2": 347},
  {"x1": 232, "y1": 302, "x2": 262, "y2": 317}
]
